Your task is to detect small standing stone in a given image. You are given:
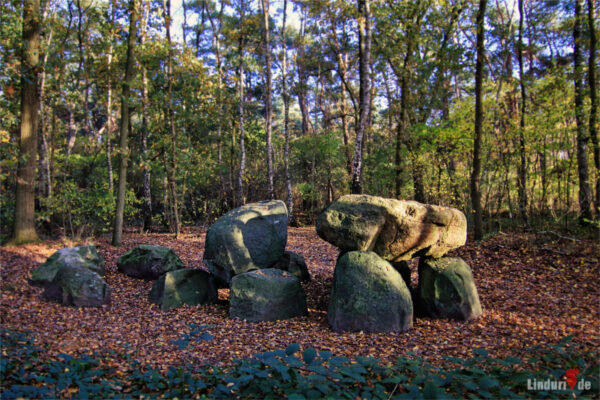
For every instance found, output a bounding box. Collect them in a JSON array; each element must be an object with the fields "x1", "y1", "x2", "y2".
[
  {"x1": 149, "y1": 269, "x2": 218, "y2": 310},
  {"x1": 417, "y1": 257, "x2": 482, "y2": 321},
  {"x1": 117, "y1": 245, "x2": 184, "y2": 280},
  {"x1": 229, "y1": 269, "x2": 307, "y2": 322}
]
